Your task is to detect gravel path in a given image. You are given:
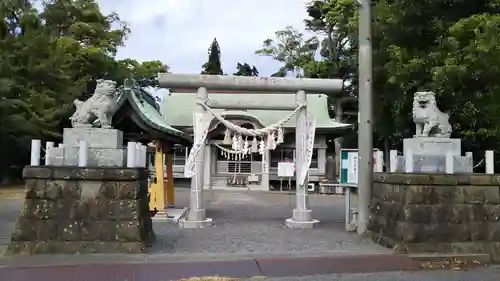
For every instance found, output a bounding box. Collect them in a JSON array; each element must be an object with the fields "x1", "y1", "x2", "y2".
[
  {"x1": 0, "y1": 188, "x2": 387, "y2": 257},
  {"x1": 152, "y1": 189, "x2": 388, "y2": 255},
  {"x1": 0, "y1": 199, "x2": 22, "y2": 253},
  {"x1": 238, "y1": 267, "x2": 500, "y2": 281}
]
